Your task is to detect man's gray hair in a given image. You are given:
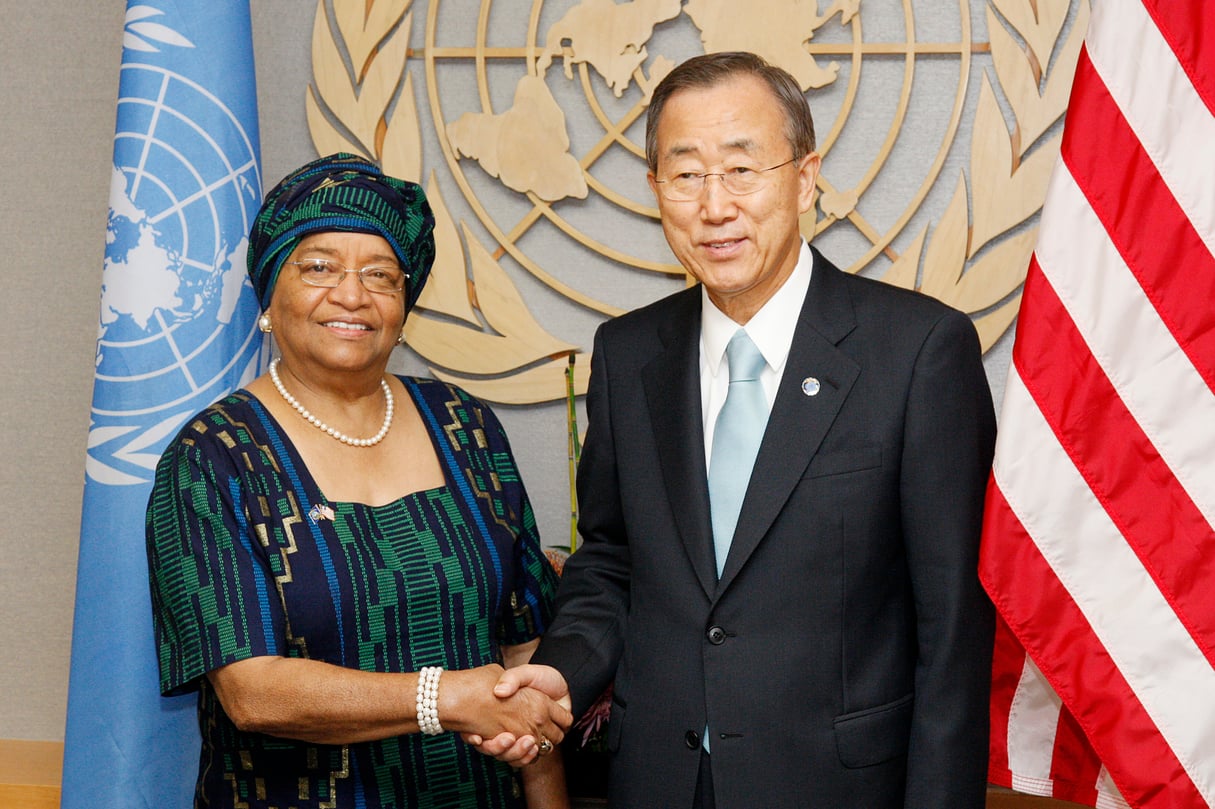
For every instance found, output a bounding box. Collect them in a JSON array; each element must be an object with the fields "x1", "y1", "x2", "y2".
[{"x1": 645, "y1": 51, "x2": 817, "y2": 173}]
